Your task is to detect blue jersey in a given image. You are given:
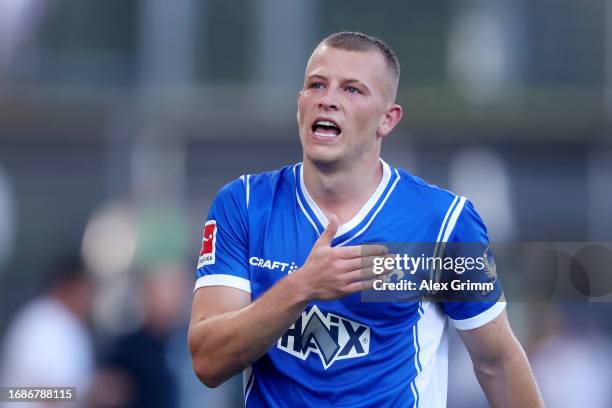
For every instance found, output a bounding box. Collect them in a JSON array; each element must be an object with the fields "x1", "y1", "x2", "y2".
[{"x1": 195, "y1": 159, "x2": 505, "y2": 408}]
